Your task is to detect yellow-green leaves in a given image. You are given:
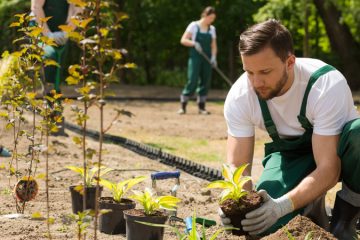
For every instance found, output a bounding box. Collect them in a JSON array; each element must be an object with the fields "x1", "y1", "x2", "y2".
[
  {"x1": 68, "y1": 0, "x2": 87, "y2": 8},
  {"x1": 207, "y1": 164, "x2": 251, "y2": 203},
  {"x1": 99, "y1": 176, "x2": 146, "y2": 202},
  {"x1": 66, "y1": 165, "x2": 112, "y2": 187},
  {"x1": 130, "y1": 188, "x2": 181, "y2": 215},
  {"x1": 233, "y1": 164, "x2": 251, "y2": 186},
  {"x1": 66, "y1": 64, "x2": 83, "y2": 85},
  {"x1": 31, "y1": 212, "x2": 44, "y2": 220},
  {"x1": 123, "y1": 63, "x2": 137, "y2": 69},
  {"x1": 70, "y1": 18, "x2": 93, "y2": 29},
  {"x1": 40, "y1": 16, "x2": 52, "y2": 23}
]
